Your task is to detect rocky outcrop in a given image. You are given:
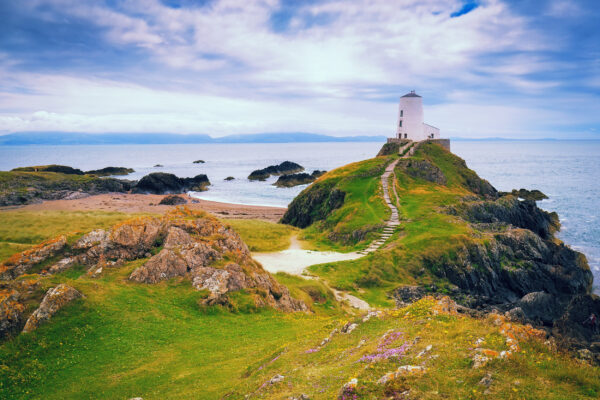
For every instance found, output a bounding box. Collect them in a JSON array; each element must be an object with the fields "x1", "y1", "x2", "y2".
[
  {"x1": 85, "y1": 167, "x2": 134, "y2": 176},
  {"x1": 73, "y1": 210, "x2": 305, "y2": 312},
  {"x1": 554, "y1": 294, "x2": 600, "y2": 351},
  {"x1": 451, "y1": 195, "x2": 559, "y2": 240},
  {"x1": 248, "y1": 161, "x2": 304, "y2": 181},
  {"x1": 159, "y1": 194, "x2": 188, "y2": 205},
  {"x1": 281, "y1": 181, "x2": 346, "y2": 228},
  {"x1": 0, "y1": 170, "x2": 133, "y2": 206},
  {"x1": 500, "y1": 188, "x2": 548, "y2": 201},
  {"x1": 12, "y1": 165, "x2": 84, "y2": 175},
  {"x1": 0, "y1": 289, "x2": 25, "y2": 339},
  {"x1": 0, "y1": 236, "x2": 67, "y2": 280},
  {"x1": 273, "y1": 170, "x2": 326, "y2": 188},
  {"x1": 133, "y1": 173, "x2": 210, "y2": 194},
  {"x1": 395, "y1": 159, "x2": 446, "y2": 185},
  {"x1": 425, "y1": 228, "x2": 592, "y2": 309},
  {"x1": 377, "y1": 140, "x2": 410, "y2": 156},
  {"x1": 22, "y1": 284, "x2": 82, "y2": 333}
]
